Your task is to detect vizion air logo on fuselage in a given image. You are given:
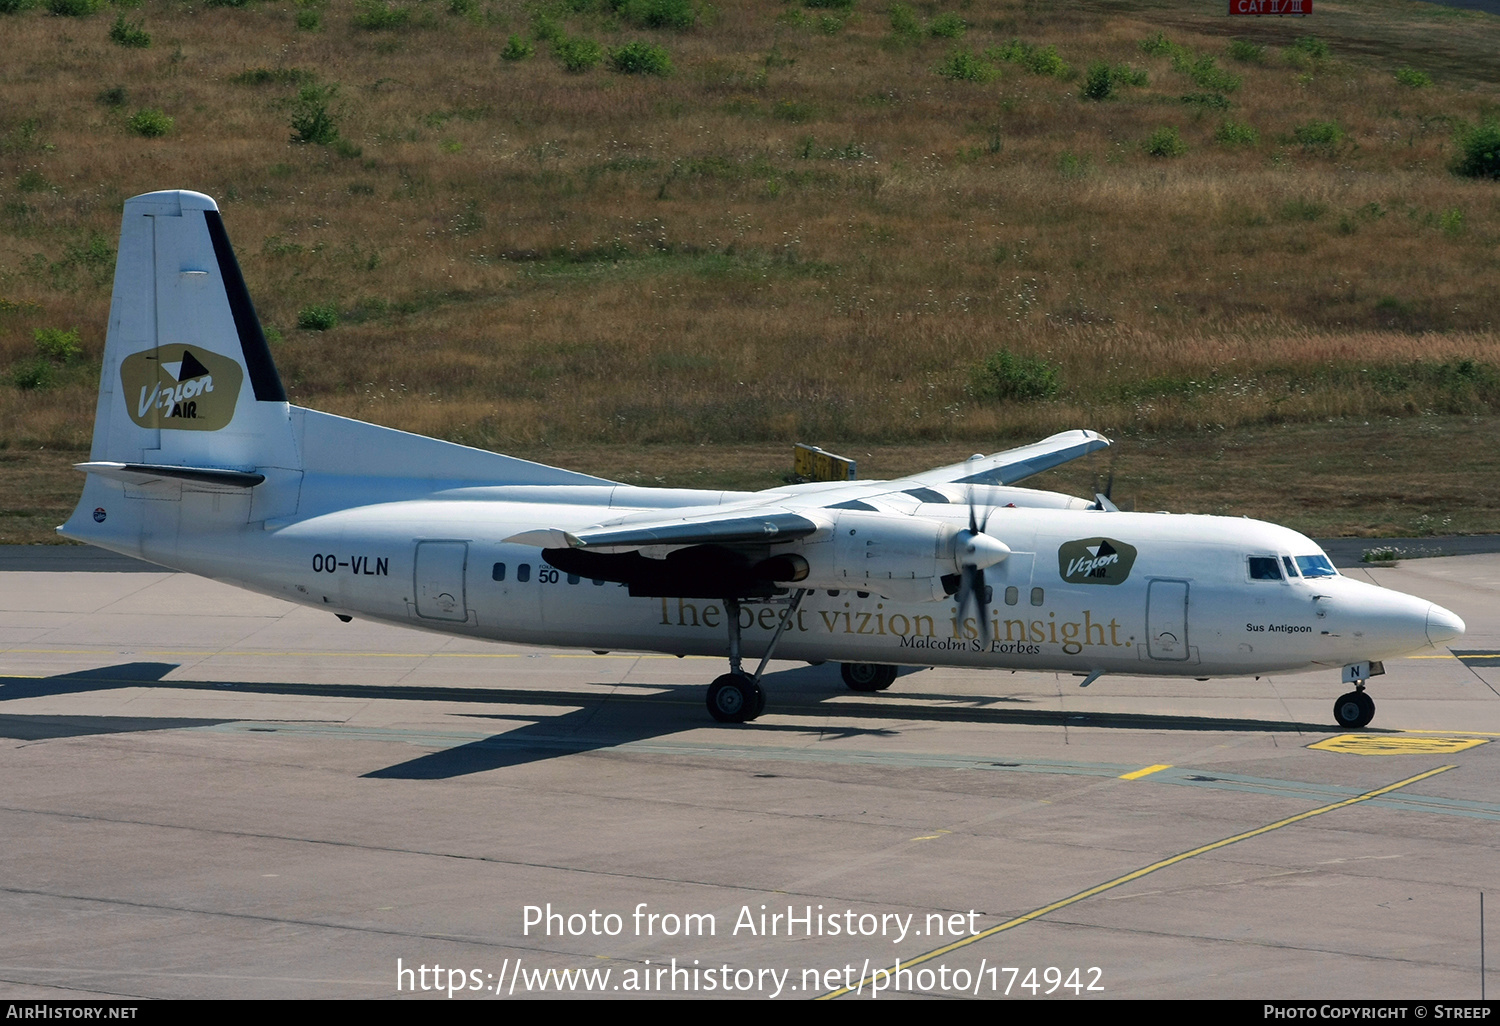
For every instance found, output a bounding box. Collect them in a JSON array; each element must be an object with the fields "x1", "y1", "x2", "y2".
[
  {"x1": 120, "y1": 346, "x2": 243, "y2": 430},
  {"x1": 1057, "y1": 537, "x2": 1138, "y2": 585}
]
